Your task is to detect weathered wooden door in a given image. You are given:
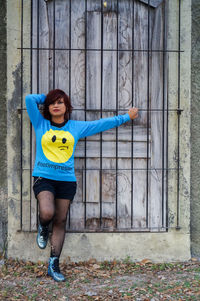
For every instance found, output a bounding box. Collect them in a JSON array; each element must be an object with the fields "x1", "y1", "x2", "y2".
[{"x1": 30, "y1": 0, "x2": 167, "y2": 232}]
